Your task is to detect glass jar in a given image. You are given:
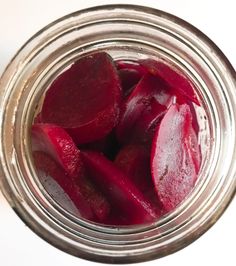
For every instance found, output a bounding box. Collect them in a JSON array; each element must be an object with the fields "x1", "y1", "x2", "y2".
[{"x1": 0, "y1": 5, "x2": 235, "y2": 264}]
